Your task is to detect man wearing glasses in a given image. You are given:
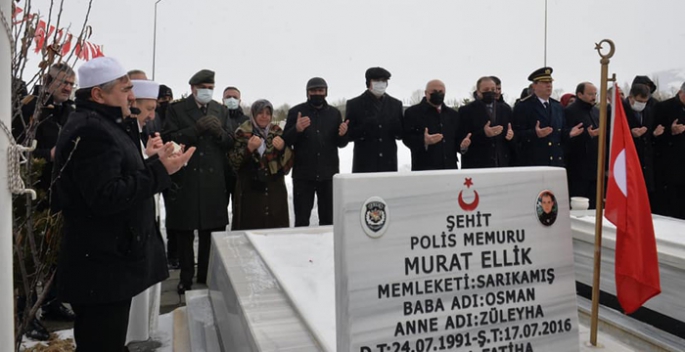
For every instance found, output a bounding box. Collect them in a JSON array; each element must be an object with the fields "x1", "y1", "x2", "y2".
[{"x1": 14, "y1": 63, "x2": 78, "y2": 340}]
